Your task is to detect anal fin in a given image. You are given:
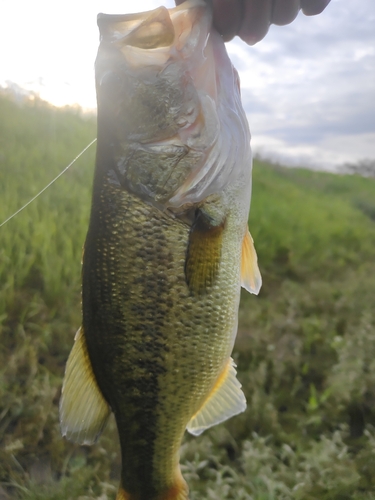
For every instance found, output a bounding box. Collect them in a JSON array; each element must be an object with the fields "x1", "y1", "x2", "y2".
[
  {"x1": 59, "y1": 327, "x2": 111, "y2": 445},
  {"x1": 187, "y1": 358, "x2": 246, "y2": 436},
  {"x1": 241, "y1": 228, "x2": 262, "y2": 295}
]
